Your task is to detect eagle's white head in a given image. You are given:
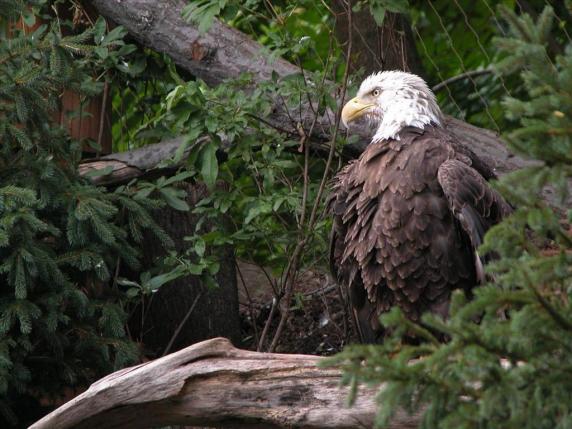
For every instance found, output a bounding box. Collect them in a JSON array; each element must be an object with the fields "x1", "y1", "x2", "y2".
[{"x1": 341, "y1": 71, "x2": 443, "y2": 142}]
